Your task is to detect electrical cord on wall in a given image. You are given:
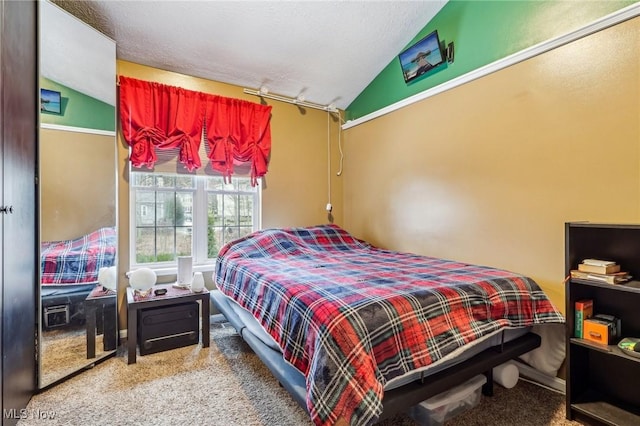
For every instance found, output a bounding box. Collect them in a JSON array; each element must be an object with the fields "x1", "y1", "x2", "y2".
[
  {"x1": 326, "y1": 110, "x2": 332, "y2": 212},
  {"x1": 335, "y1": 110, "x2": 344, "y2": 176},
  {"x1": 326, "y1": 109, "x2": 345, "y2": 214}
]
